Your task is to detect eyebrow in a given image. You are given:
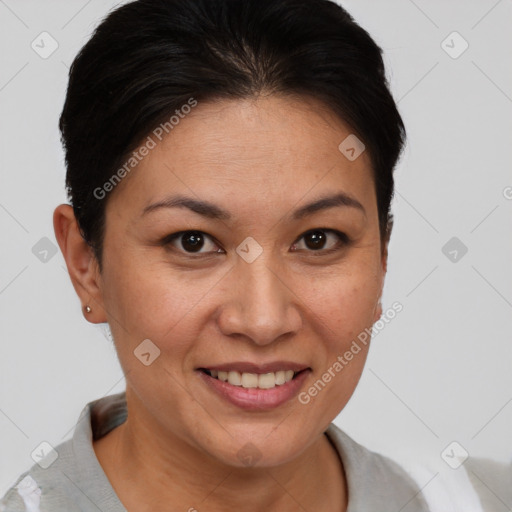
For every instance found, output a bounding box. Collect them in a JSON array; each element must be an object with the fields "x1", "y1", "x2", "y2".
[{"x1": 141, "y1": 191, "x2": 365, "y2": 221}]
